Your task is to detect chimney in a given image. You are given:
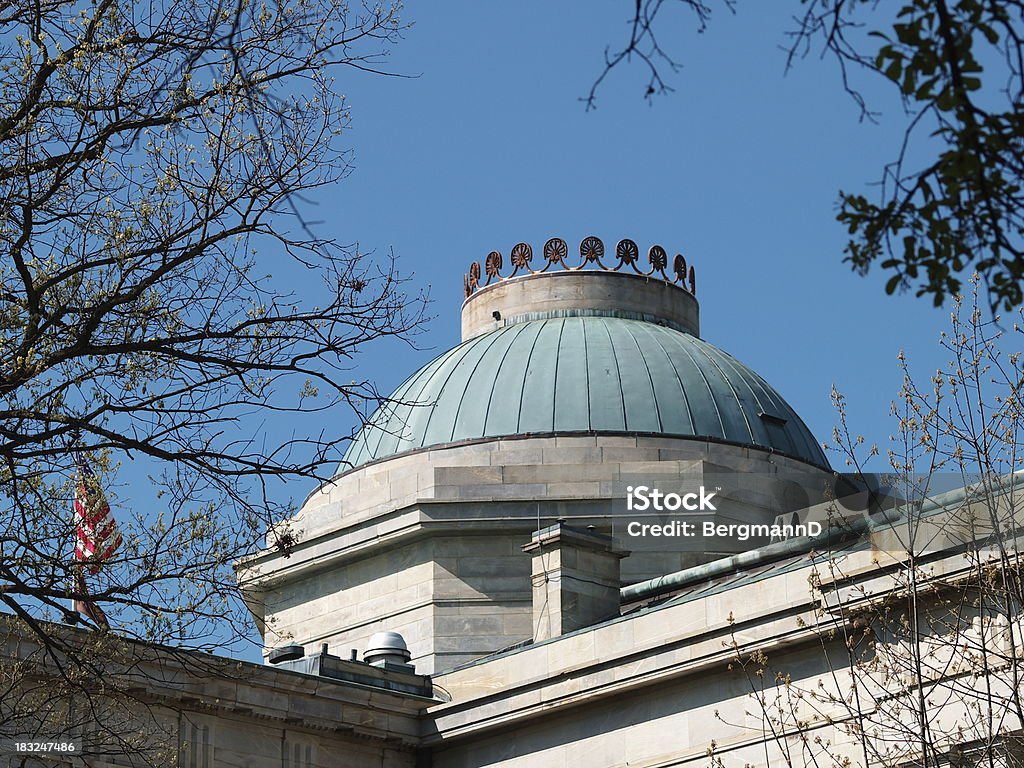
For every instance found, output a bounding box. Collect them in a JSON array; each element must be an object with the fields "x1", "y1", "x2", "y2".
[{"x1": 522, "y1": 523, "x2": 628, "y2": 642}]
